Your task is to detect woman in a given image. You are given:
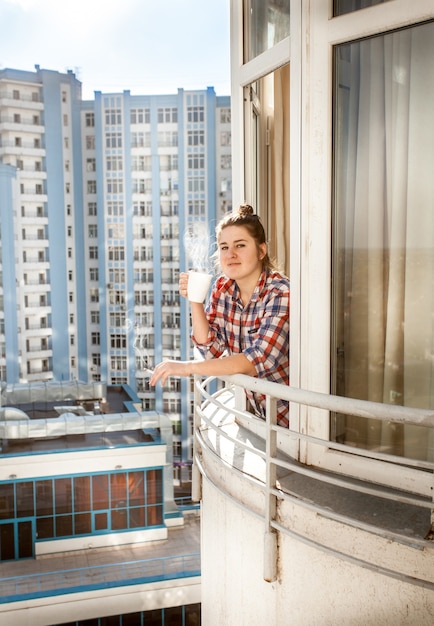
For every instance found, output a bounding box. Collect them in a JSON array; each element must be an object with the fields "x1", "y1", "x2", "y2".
[{"x1": 150, "y1": 204, "x2": 290, "y2": 427}]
